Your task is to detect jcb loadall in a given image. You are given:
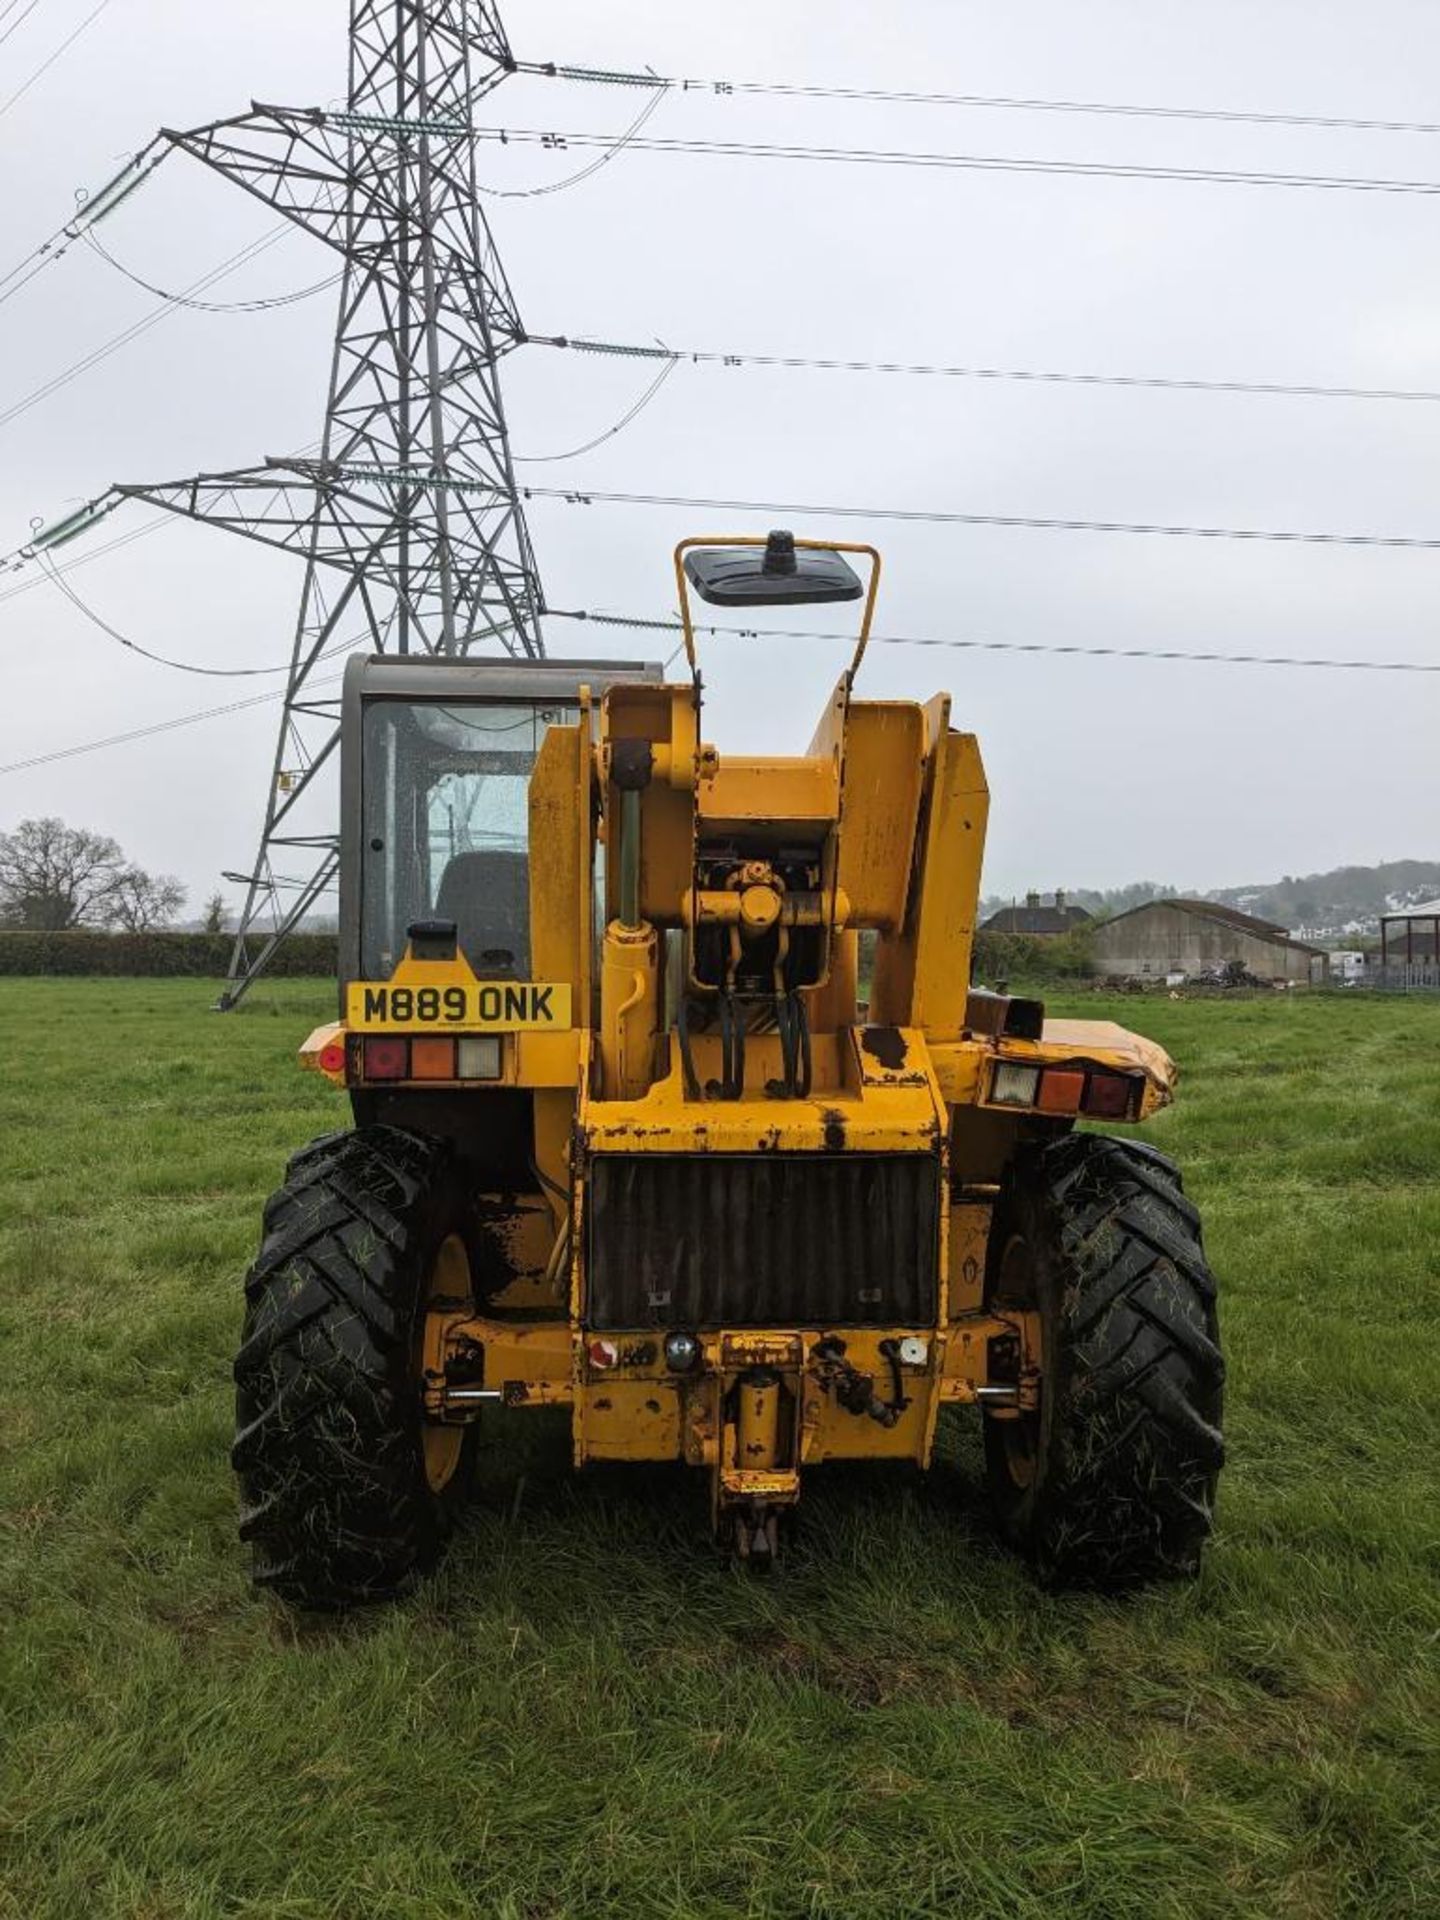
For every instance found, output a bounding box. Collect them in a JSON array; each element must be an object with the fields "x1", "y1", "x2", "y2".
[{"x1": 235, "y1": 534, "x2": 1223, "y2": 1605}]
